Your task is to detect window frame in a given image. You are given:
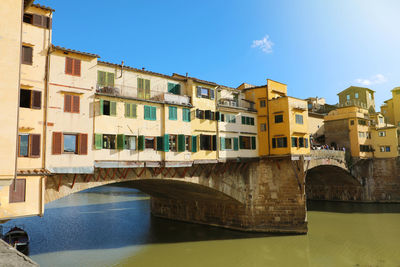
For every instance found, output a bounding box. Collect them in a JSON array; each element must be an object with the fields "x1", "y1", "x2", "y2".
[{"x1": 274, "y1": 114, "x2": 283, "y2": 123}]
